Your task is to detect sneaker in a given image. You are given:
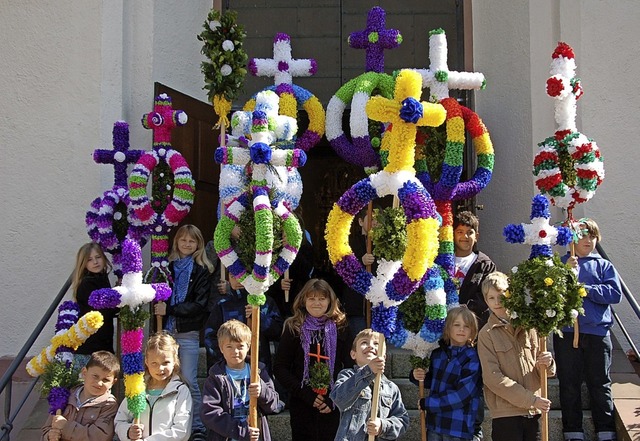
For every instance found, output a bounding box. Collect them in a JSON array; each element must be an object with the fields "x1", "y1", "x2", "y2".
[{"x1": 189, "y1": 430, "x2": 207, "y2": 441}]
